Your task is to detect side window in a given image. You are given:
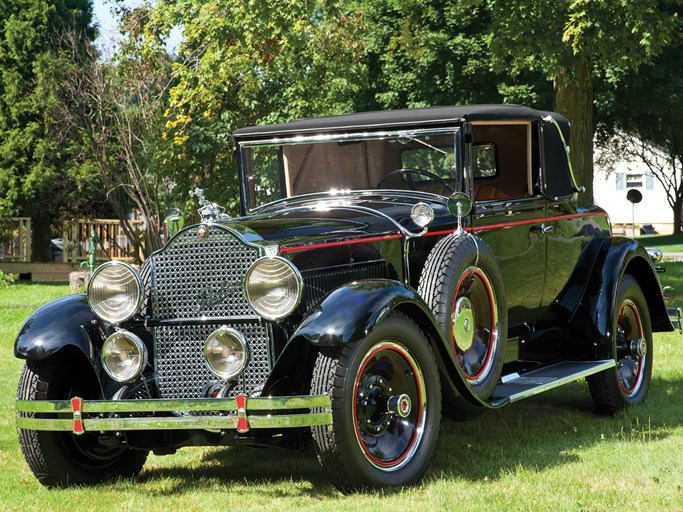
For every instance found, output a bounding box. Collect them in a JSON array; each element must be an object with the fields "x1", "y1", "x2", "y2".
[
  {"x1": 473, "y1": 143, "x2": 498, "y2": 178},
  {"x1": 471, "y1": 124, "x2": 531, "y2": 201}
]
